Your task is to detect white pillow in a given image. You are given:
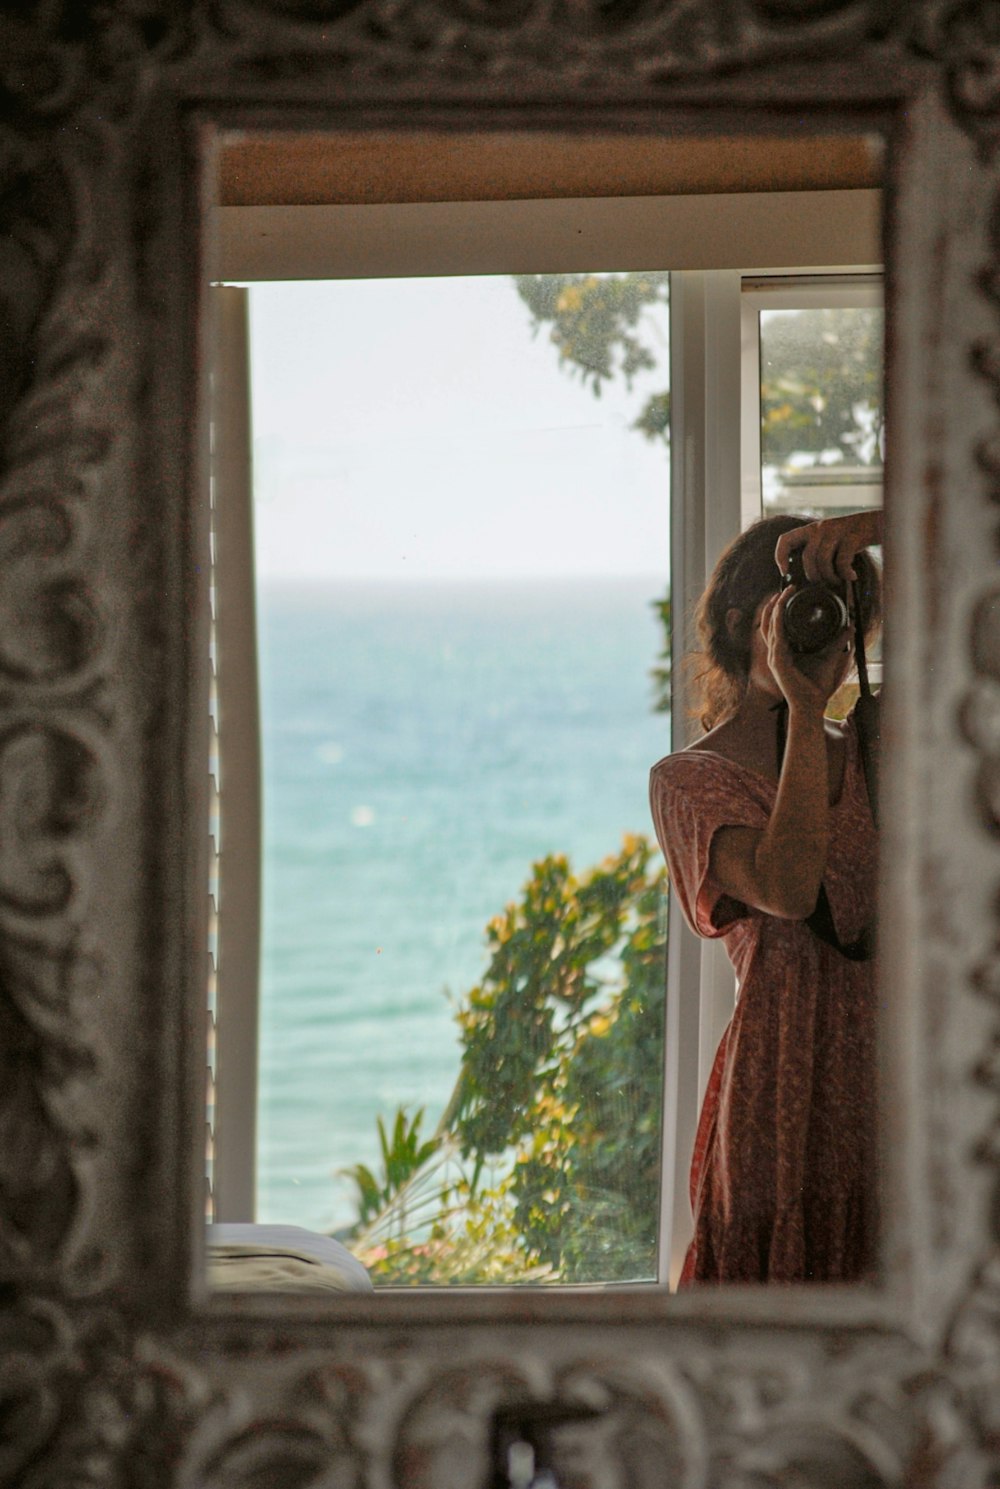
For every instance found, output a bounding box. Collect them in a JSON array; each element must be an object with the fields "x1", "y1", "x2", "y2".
[{"x1": 207, "y1": 1223, "x2": 374, "y2": 1292}]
